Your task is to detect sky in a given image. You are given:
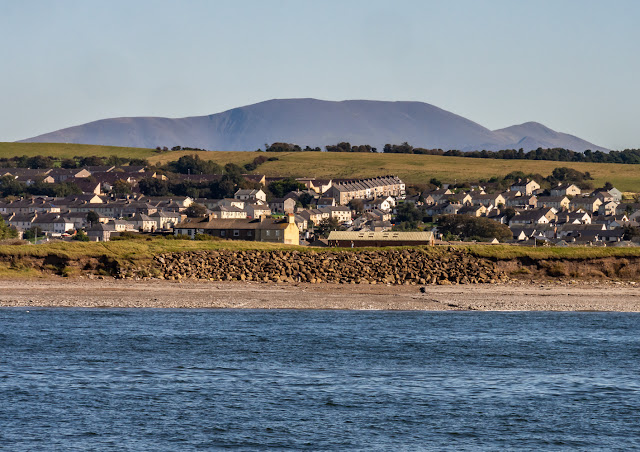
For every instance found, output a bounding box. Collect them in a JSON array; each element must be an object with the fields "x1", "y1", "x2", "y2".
[{"x1": 1, "y1": 0, "x2": 638, "y2": 150}]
